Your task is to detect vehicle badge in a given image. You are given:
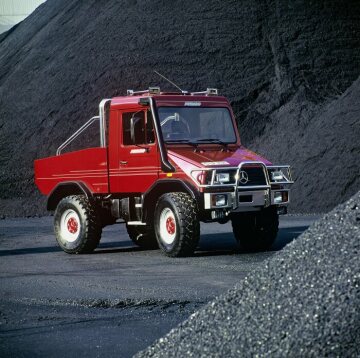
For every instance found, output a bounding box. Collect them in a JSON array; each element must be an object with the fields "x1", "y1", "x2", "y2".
[{"x1": 239, "y1": 171, "x2": 249, "y2": 184}]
